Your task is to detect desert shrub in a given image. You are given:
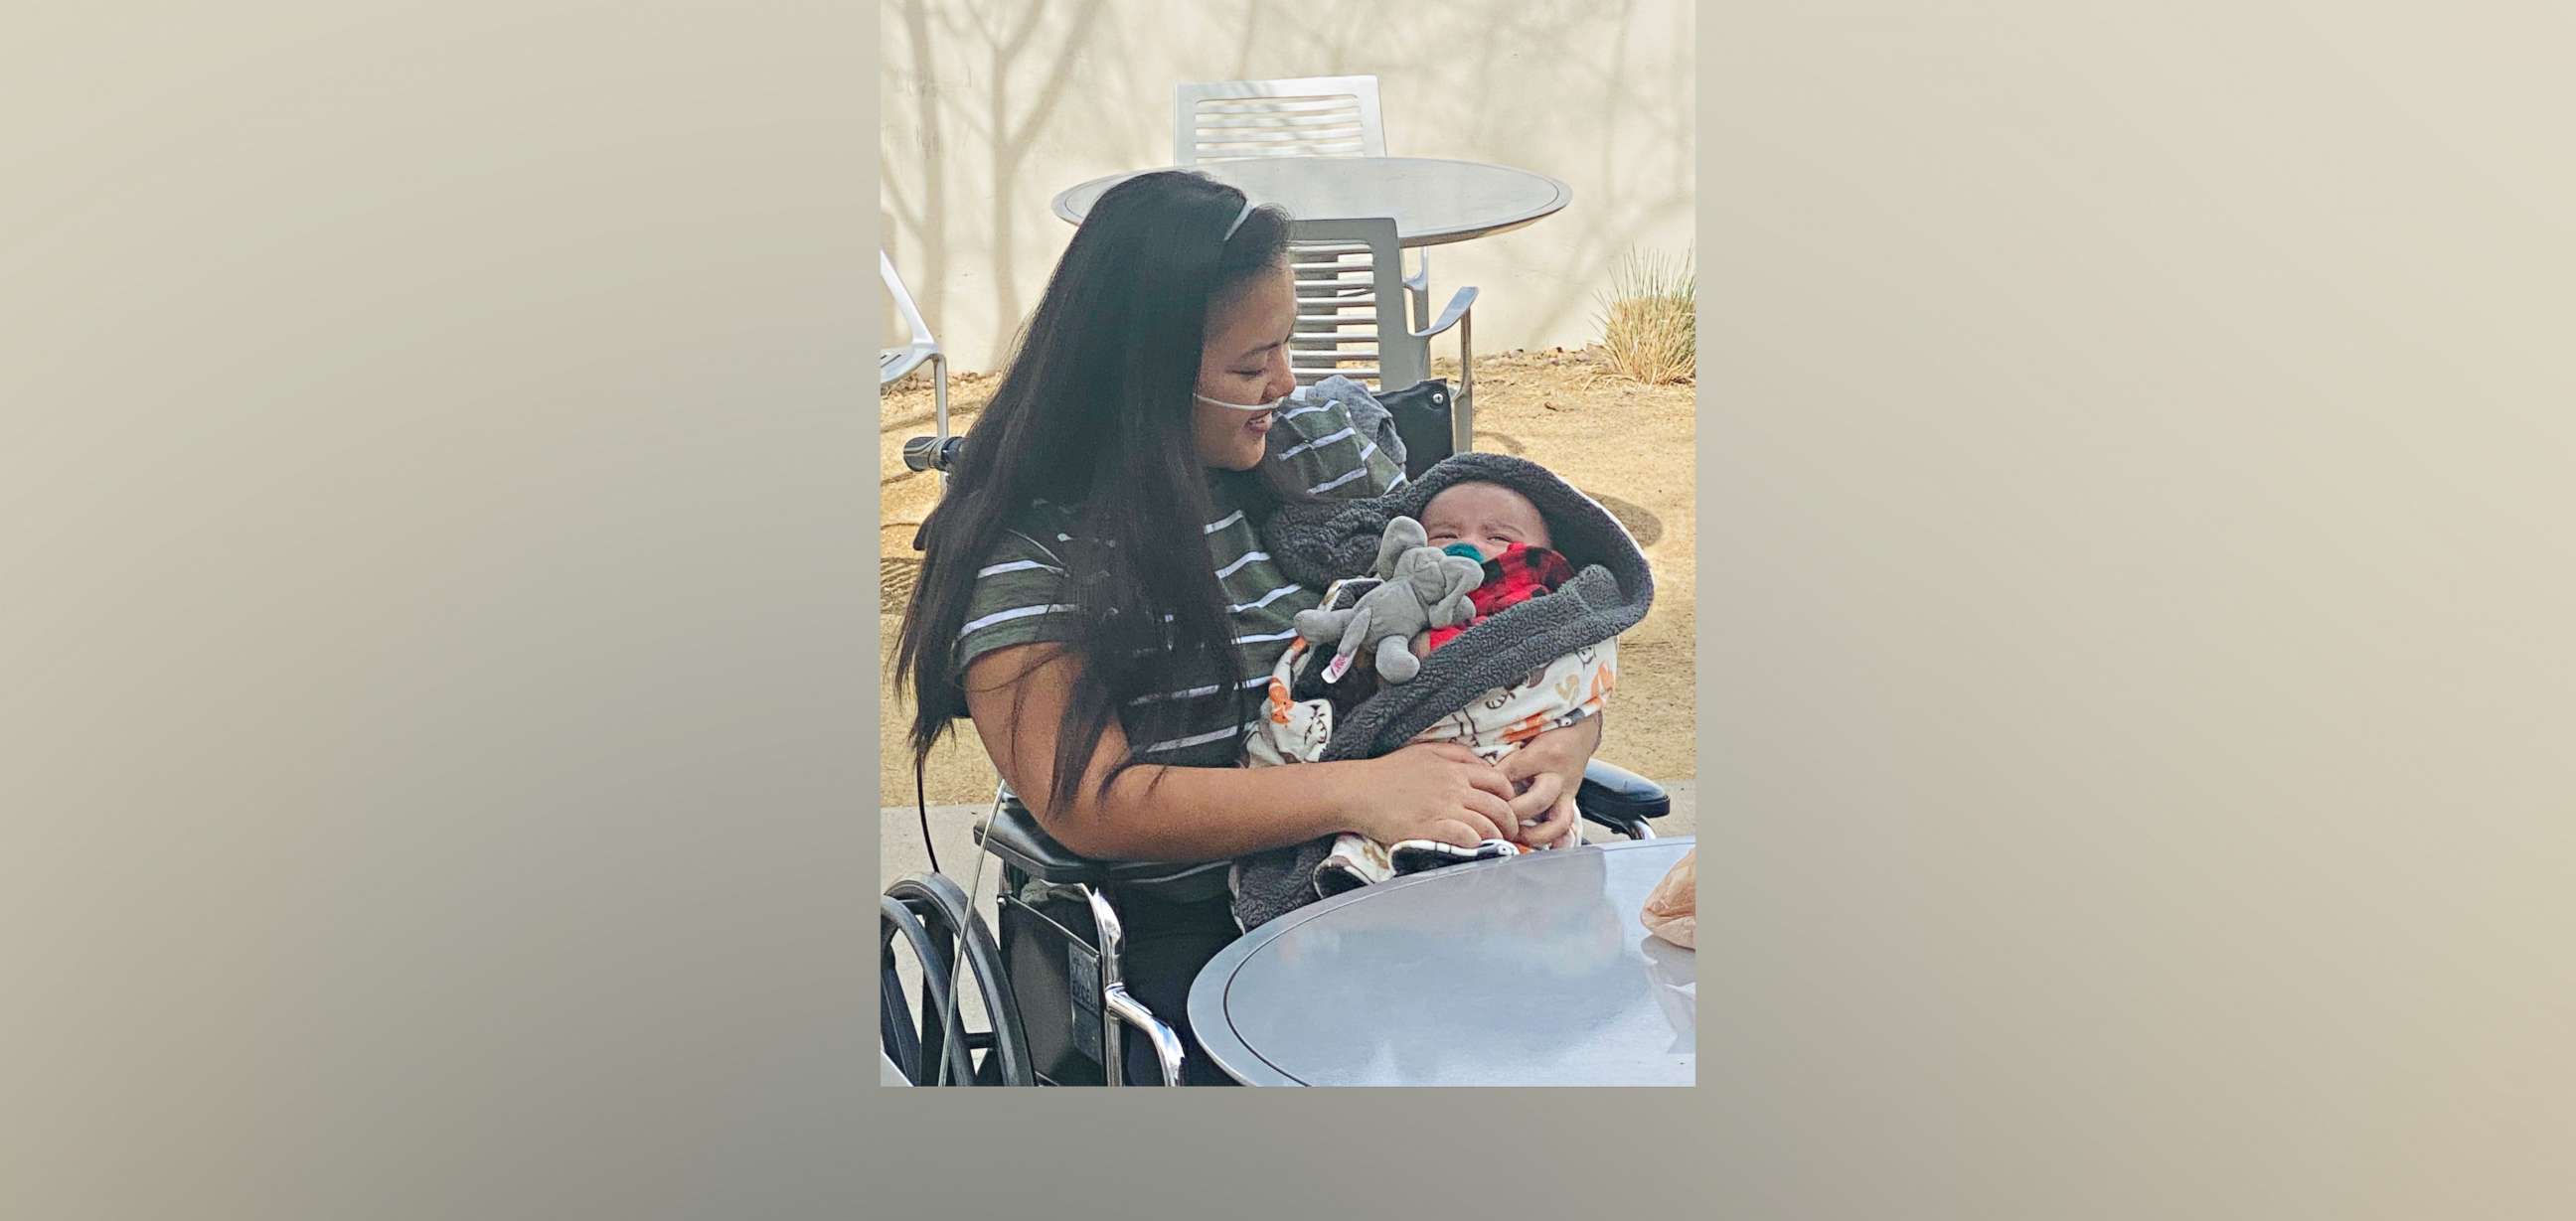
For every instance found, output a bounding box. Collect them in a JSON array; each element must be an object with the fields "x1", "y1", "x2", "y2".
[{"x1": 1595, "y1": 247, "x2": 1695, "y2": 384}]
